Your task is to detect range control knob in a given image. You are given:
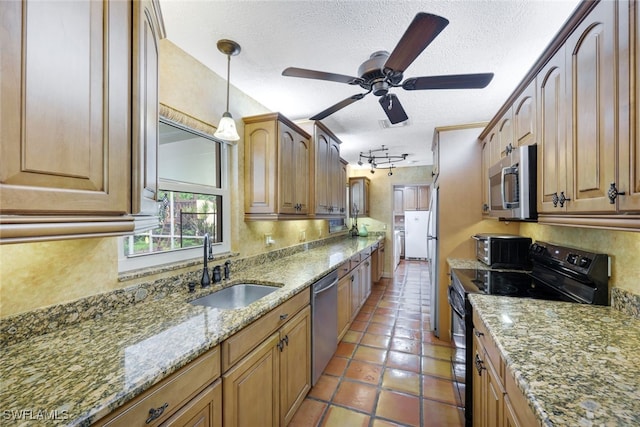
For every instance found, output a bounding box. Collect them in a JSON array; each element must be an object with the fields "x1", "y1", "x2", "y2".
[
  {"x1": 567, "y1": 253, "x2": 579, "y2": 265},
  {"x1": 579, "y1": 257, "x2": 592, "y2": 268}
]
